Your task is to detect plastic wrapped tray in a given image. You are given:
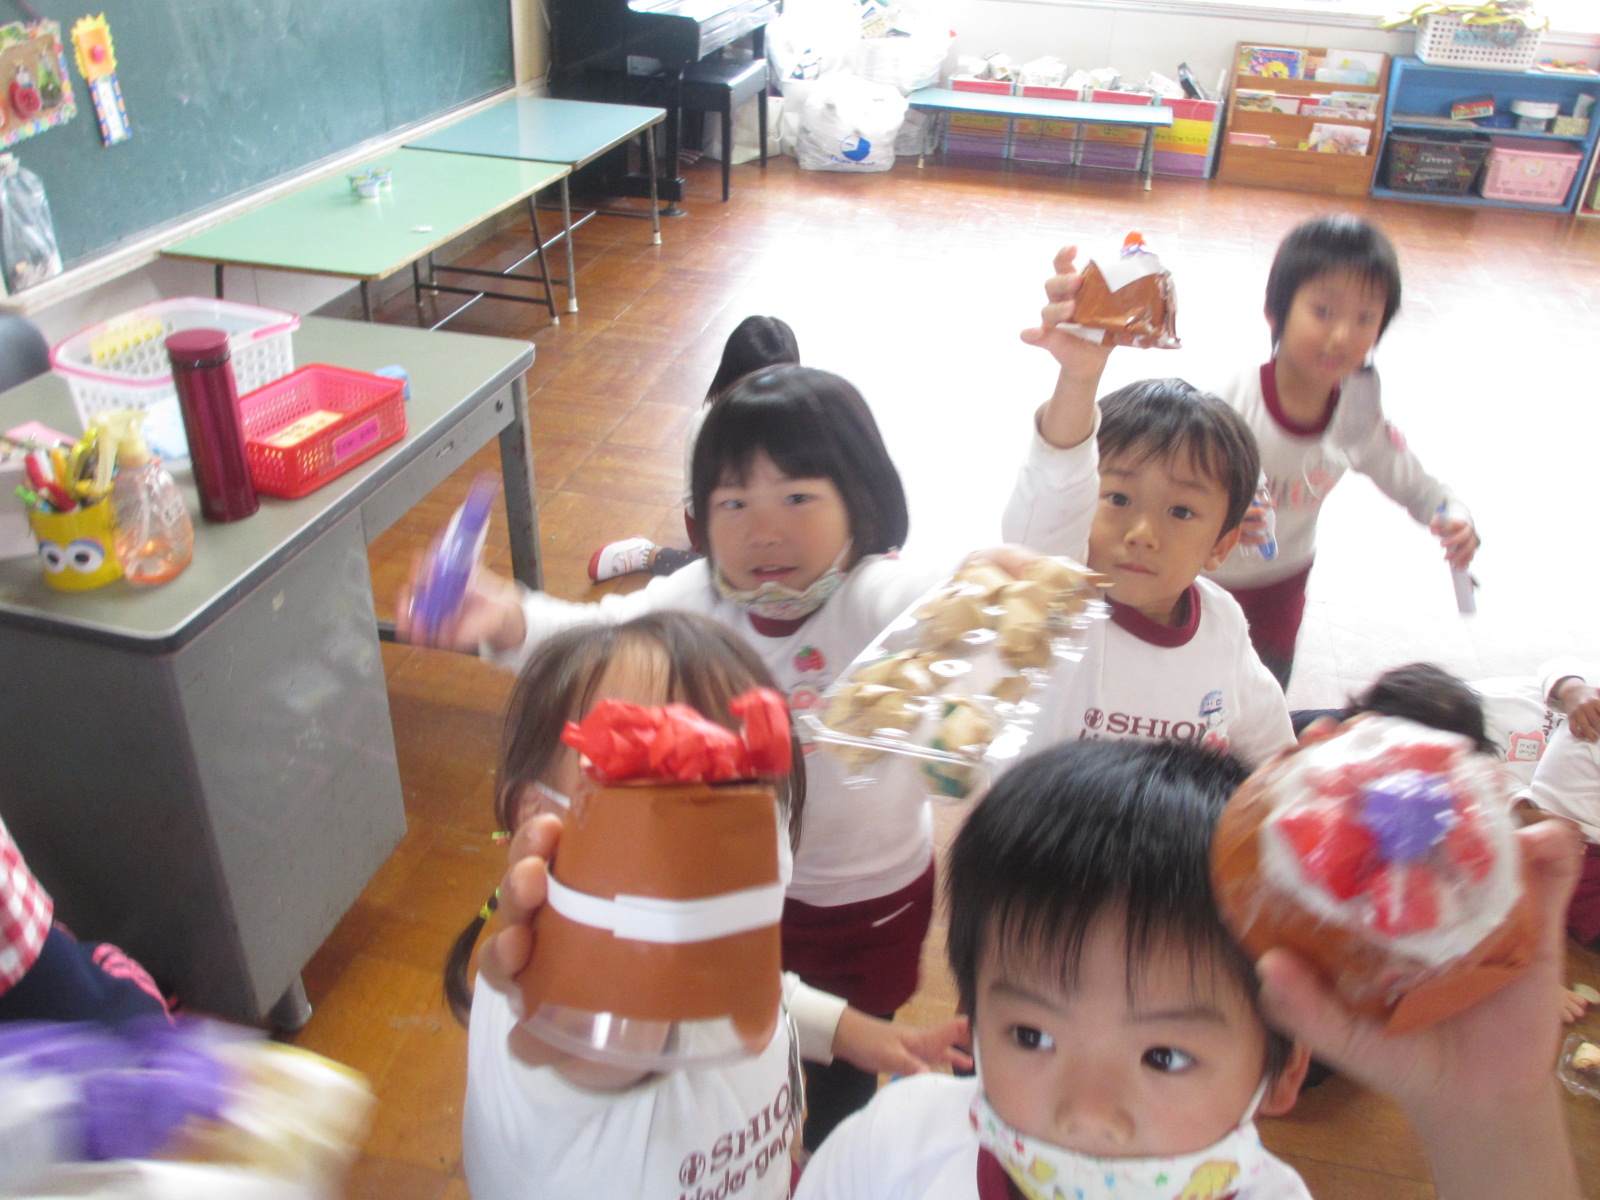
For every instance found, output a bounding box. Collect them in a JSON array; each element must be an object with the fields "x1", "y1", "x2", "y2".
[{"x1": 802, "y1": 555, "x2": 1105, "y2": 800}]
